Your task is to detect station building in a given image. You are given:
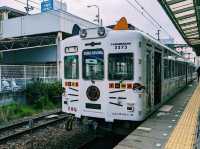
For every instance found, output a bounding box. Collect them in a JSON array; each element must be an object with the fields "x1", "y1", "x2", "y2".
[
  {"x1": 0, "y1": 4, "x2": 97, "y2": 80},
  {"x1": 0, "y1": 1, "x2": 98, "y2": 92}
]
